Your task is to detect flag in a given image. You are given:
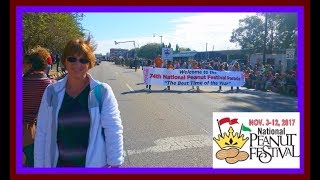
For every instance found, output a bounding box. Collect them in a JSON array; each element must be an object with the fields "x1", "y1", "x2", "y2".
[
  {"x1": 218, "y1": 117, "x2": 230, "y2": 126},
  {"x1": 218, "y1": 117, "x2": 239, "y2": 126},
  {"x1": 241, "y1": 124, "x2": 251, "y2": 132},
  {"x1": 229, "y1": 118, "x2": 239, "y2": 125}
]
